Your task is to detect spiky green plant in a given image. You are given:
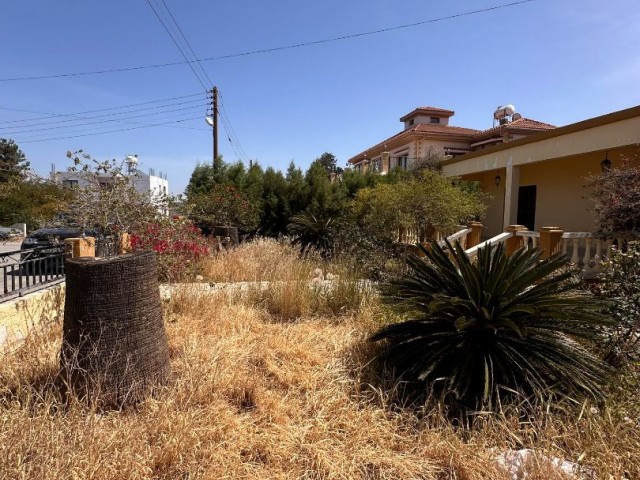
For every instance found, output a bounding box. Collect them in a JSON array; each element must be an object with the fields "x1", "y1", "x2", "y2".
[
  {"x1": 371, "y1": 240, "x2": 615, "y2": 410},
  {"x1": 288, "y1": 211, "x2": 335, "y2": 256}
]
